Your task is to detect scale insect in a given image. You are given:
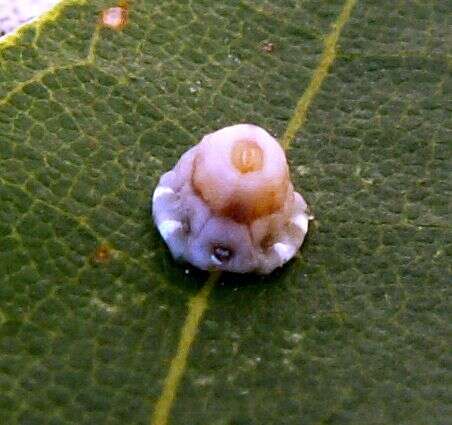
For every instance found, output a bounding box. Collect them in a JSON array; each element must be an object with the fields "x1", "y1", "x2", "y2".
[{"x1": 151, "y1": 124, "x2": 310, "y2": 274}]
